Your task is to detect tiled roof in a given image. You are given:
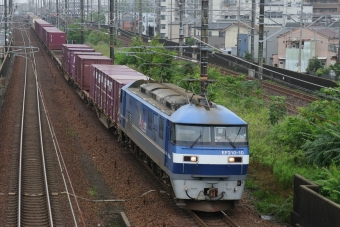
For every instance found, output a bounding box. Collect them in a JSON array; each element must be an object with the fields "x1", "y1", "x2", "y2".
[
  {"x1": 311, "y1": 28, "x2": 338, "y2": 39},
  {"x1": 277, "y1": 27, "x2": 339, "y2": 39}
]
